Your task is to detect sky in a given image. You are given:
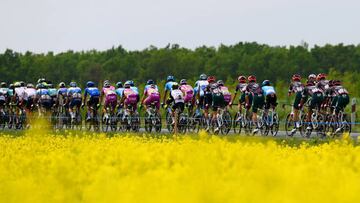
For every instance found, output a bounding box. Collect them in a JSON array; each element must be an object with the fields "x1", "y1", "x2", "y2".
[{"x1": 1, "y1": 0, "x2": 359, "y2": 53}]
